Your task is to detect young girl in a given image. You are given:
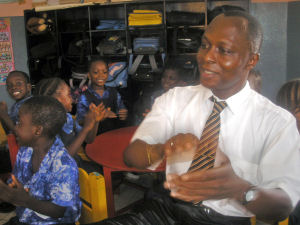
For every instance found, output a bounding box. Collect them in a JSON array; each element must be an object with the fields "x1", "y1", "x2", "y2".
[
  {"x1": 76, "y1": 58, "x2": 128, "y2": 134},
  {"x1": 34, "y1": 78, "x2": 107, "y2": 157},
  {"x1": 0, "y1": 96, "x2": 80, "y2": 225}
]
